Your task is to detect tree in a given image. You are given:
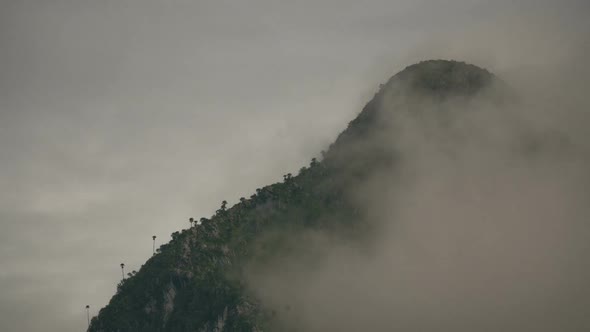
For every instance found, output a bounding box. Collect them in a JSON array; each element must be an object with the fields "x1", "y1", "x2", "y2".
[
  {"x1": 85, "y1": 305, "x2": 90, "y2": 329},
  {"x1": 152, "y1": 235, "x2": 157, "y2": 255},
  {"x1": 216, "y1": 200, "x2": 228, "y2": 216},
  {"x1": 189, "y1": 217, "x2": 195, "y2": 227},
  {"x1": 120, "y1": 263, "x2": 125, "y2": 280}
]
